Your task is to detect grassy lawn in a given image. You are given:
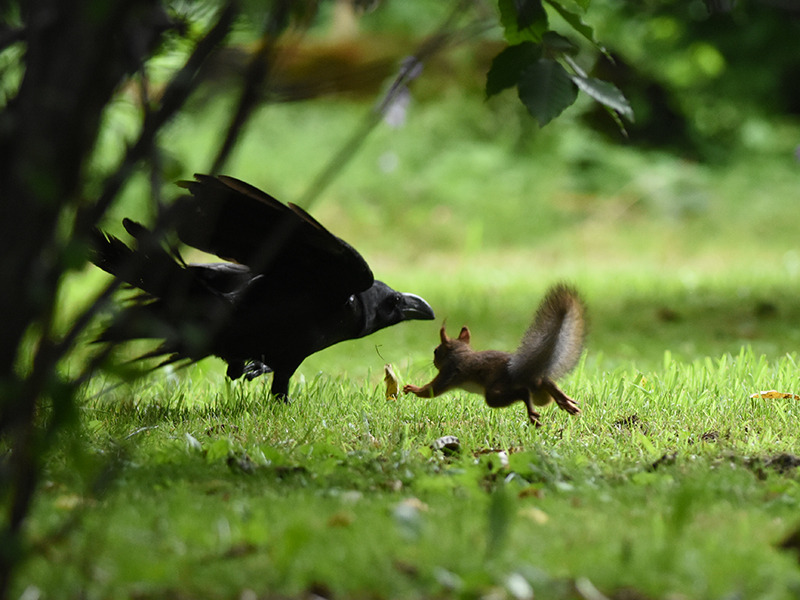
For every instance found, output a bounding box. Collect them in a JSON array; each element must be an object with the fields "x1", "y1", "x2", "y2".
[
  {"x1": 14, "y1": 36, "x2": 800, "y2": 598},
  {"x1": 21, "y1": 348, "x2": 800, "y2": 599}
]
